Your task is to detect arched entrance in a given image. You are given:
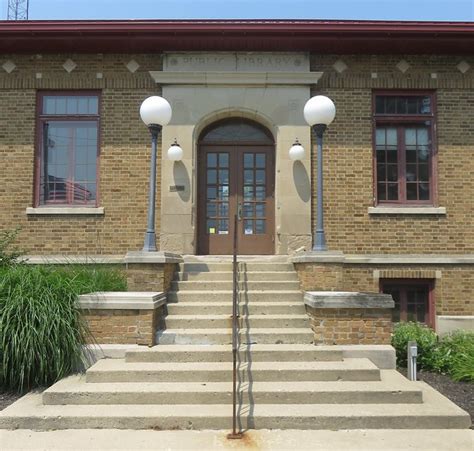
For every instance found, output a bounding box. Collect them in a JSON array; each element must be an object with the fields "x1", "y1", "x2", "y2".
[{"x1": 197, "y1": 118, "x2": 275, "y2": 255}]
